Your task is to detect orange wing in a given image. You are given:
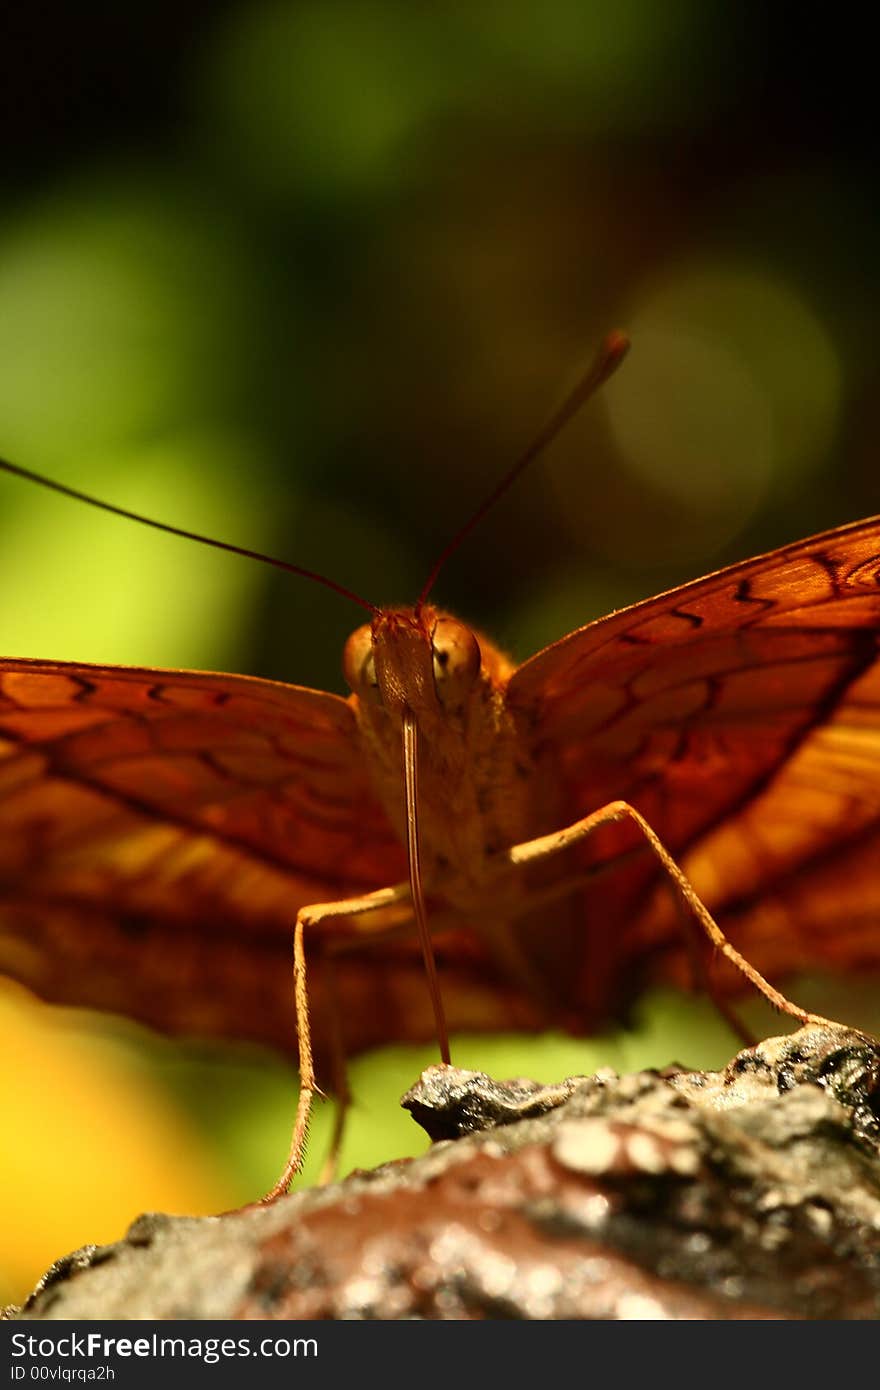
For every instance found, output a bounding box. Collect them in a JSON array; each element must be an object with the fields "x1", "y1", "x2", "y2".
[
  {"x1": 0, "y1": 659, "x2": 524, "y2": 1062},
  {"x1": 0, "y1": 659, "x2": 584, "y2": 1063},
  {"x1": 509, "y1": 515, "x2": 880, "y2": 1018}
]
